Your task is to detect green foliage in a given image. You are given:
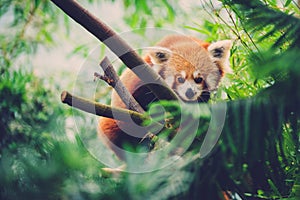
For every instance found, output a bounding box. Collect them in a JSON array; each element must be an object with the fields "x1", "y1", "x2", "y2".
[
  {"x1": 0, "y1": 137, "x2": 108, "y2": 200},
  {"x1": 0, "y1": 0, "x2": 100, "y2": 199},
  {"x1": 191, "y1": 0, "x2": 300, "y2": 198},
  {"x1": 222, "y1": 0, "x2": 300, "y2": 50},
  {"x1": 0, "y1": 0, "x2": 65, "y2": 71},
  {"x1": 122, "y1": 0, "x2": 177, "y2": 30},
  {"x1": 0, "y1": 0, "x2": 69, "y2": 150},
  {"x1": 0, "y1": 70, "x2": 61, "y2": 149}
]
